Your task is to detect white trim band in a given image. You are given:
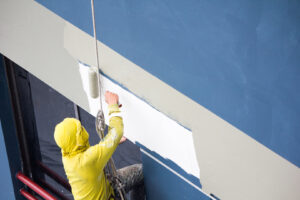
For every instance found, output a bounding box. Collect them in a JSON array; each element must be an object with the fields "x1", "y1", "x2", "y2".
[{"x1": 109, "y1": 113, "x2": 122, "y2": 118}]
